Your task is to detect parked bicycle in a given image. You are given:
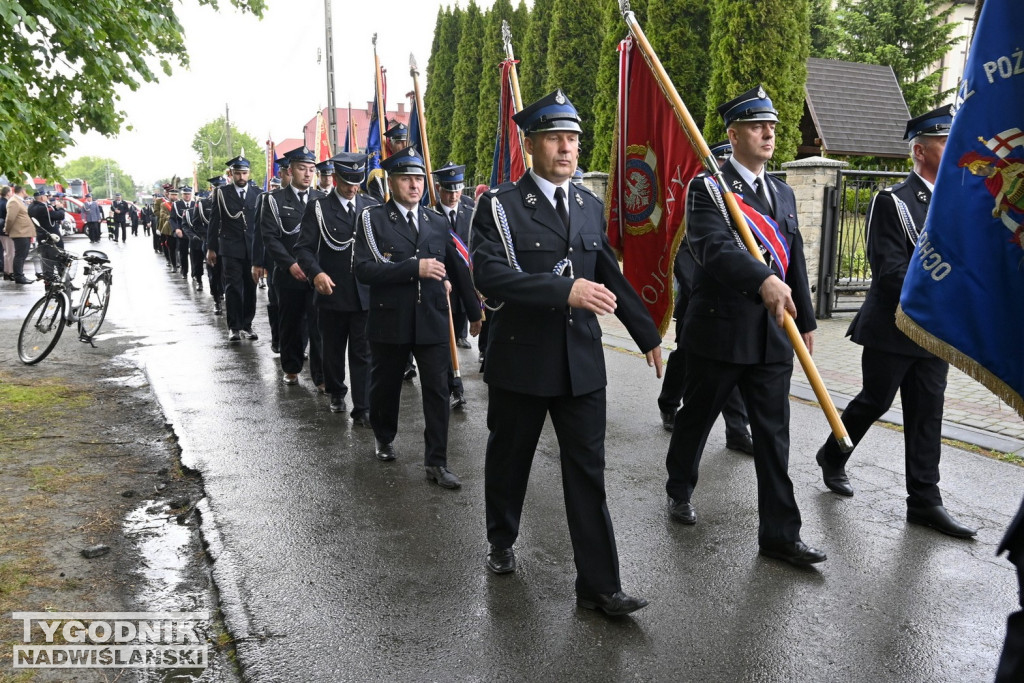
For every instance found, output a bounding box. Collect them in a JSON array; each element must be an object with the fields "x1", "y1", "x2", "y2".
[{"x1": 18, "y1": 236, "x2": 113, "y2": 364}]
